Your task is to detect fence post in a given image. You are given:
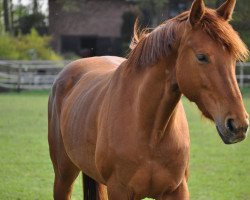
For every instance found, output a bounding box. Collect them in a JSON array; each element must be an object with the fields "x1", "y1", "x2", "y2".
[
  {"x1": 239, "y1": 62, "x2": 244, "y2": 88},
  {"x1": 17, "y1": 63, "x2": 22, "y2": 92}
]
